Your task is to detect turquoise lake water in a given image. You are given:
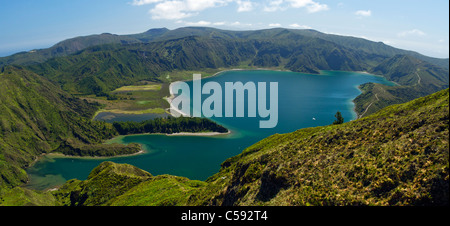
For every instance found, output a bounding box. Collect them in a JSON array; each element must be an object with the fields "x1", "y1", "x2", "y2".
[{"x1": 26, "y1": 70, "x2": 395, "y2": 190}]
